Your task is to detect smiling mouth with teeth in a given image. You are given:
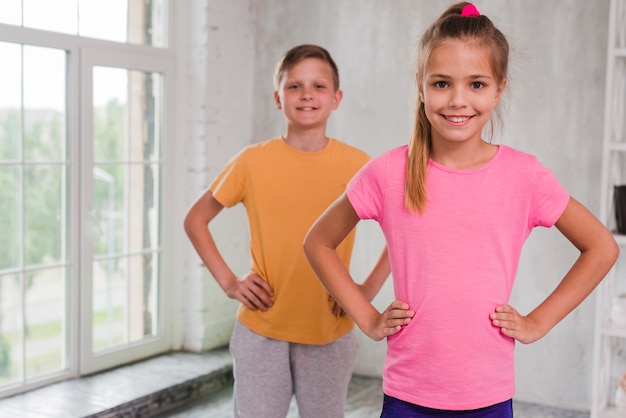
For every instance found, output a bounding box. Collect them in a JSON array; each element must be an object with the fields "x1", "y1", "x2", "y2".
[{"x1": 446, "y1": 116, "x2": 471, "y2": 123}]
